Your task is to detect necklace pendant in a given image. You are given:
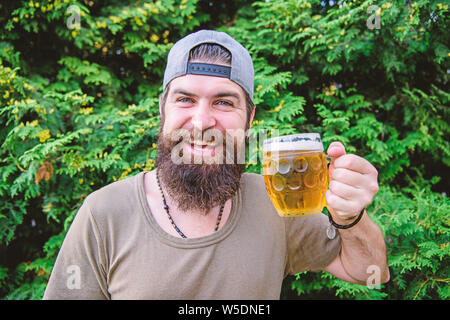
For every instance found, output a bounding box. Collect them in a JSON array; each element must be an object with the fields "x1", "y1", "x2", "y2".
[{"x1": 326, "y1": 223, "x2": 336, "y2": 240}]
